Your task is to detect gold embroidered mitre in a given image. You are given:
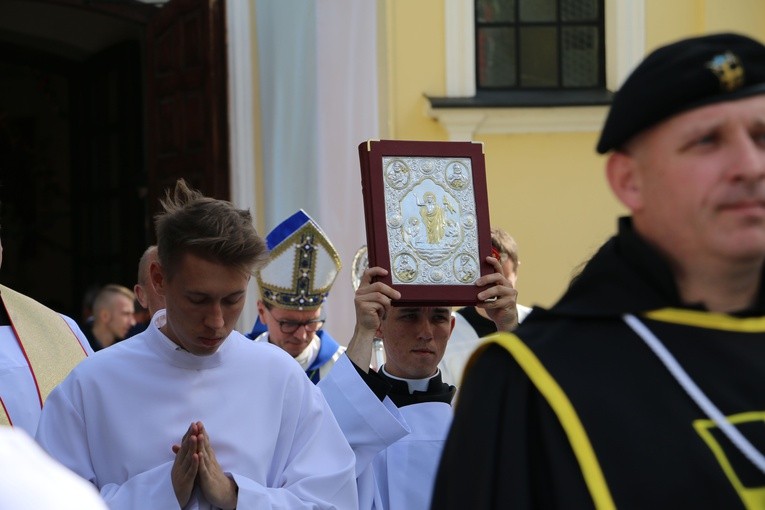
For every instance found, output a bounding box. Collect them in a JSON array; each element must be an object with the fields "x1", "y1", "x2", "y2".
[{"x1": 255, "y1": 210, "x2": 341, "y2": 311}]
